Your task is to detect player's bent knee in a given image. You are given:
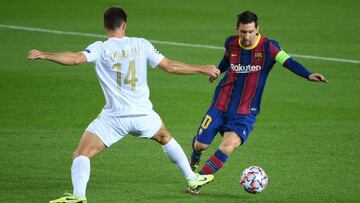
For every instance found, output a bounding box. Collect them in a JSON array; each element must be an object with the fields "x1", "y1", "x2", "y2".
[
  {"x1": 219, "y1": 141, "x2": 241, "y2": 155},
  {"x1": 152, "y1": 127, "x2": 173, "y2": 144},
  {"x1": 194, "y1": 141, "x2": 209, "y2": 151},
  {"x1": 71, "y1": 131, "x2": 107, "y2": 160}
]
